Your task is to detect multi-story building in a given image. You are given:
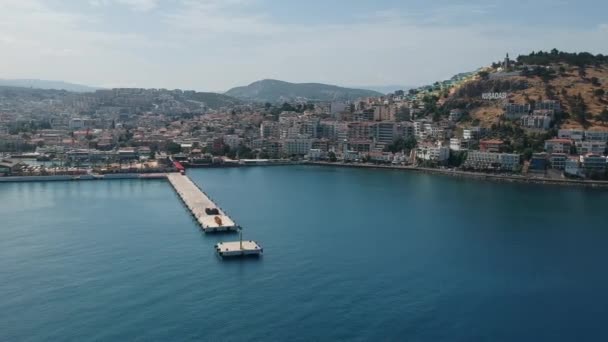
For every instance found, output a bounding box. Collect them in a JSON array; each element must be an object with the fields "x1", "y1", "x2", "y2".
[
  {"x1": 463, "y1": 151, "x2": 520, "y2": 171},
  {"x1": 565, "y1": 157, "x2": 582, "y2": 177},
  {"x1": 282, "y1": 137, "x2": 313, "y2": 156},
  {"x1": 373, "y1": 122, "x2": 396, "y2": 144},
  {"x1": 584, "y1": 130, "x2": 608, "y2": 142},
  {"x1": 558, "y1": 129, "x2": 584, "y2": 141},
  {"x1": 415, "y1": 143, "x2": 450, "y2": 162},
  {"x1": 449, "y1": 109, "x2": 464, "y2": 122},
  {"x1": 575, "y1": 141, "x2": 606, "y2": 155},
  {"x1": 521, "y1": 115, "x2": 551, "y2": 130},
  {"x1": 223, "y1": 135, "x2": 243, "y2": 149},
  {"x1": 480, "y1": 139, "x2": 504, "y2": 153},
  {"x1": 580, "y1": 154, "x2": 607, "y2": 174},
  {"x1": 449, "y1": 138, "x2": 470, "y2": 151},
  {"x1": 260, "y1": 121, "x2": 280, "y2": 139},
  {"x1": 348, "y1": 140, "x2": 373, "y2": 153},
  {"x1": 347, "y1": 122, "x2": 373, "y2": 140},
  {"x1": 535, "y1": 100, "x2": 561, "y2": 112},
  {"x1": 463, "y1": 127, "x2": 485, "y2": 141},
  {"x1": 544, "y1": 138, "x2": 573, "y2": 154},
  {"x1": 504, "y1": 103, "x2": 531, "y2": 120},
  {"x1": 549, "y1": 153, "x2": 567, "y2": 170}
]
